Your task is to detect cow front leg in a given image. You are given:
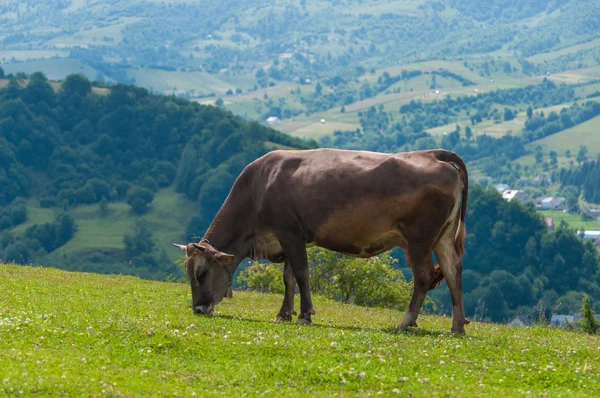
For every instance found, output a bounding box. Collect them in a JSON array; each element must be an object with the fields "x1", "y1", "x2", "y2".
[
  {"x1": 399, "y1": 253, "x2": 433, "y2": 330},
  {"x1": 276, "y1": 260, "x2": 297, "y2": 322},
  {"x1": 280, "y1": 239, "x2": 315, "y2": 324}
]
